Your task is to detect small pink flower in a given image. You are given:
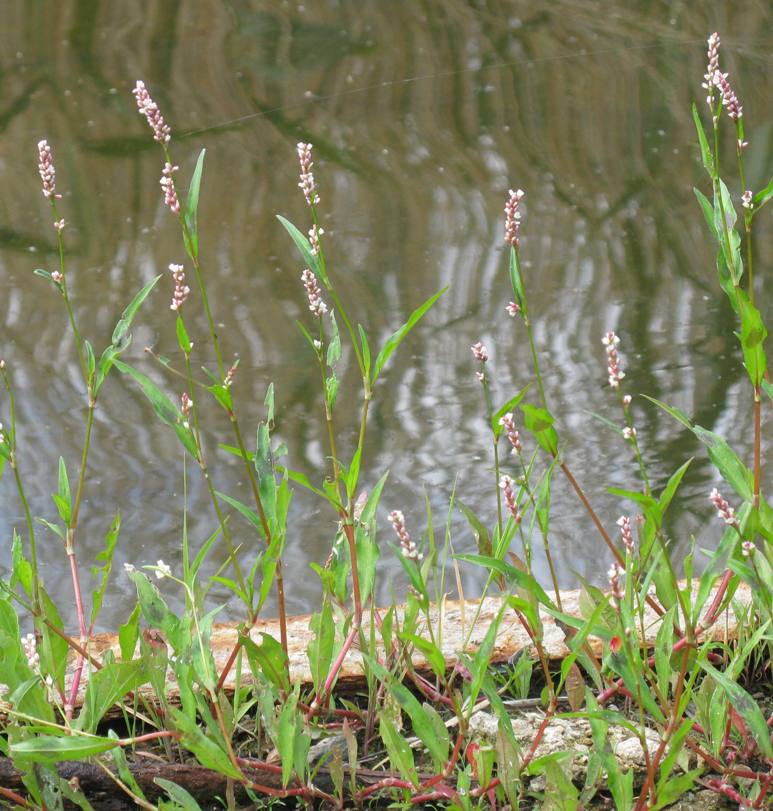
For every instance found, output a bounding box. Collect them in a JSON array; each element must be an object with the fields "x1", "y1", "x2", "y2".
[
  {"x1": 602, "y1": 331, "x2": 625, "y2": 388},
  {"x1": 741, "y1": 190, "x2": 753, "y2": 209},
  {"x1": 51, "y1": 271, "x2": 64, "y2": 284},
  {"x1": 297, "y1": 142, "x2": 319, "y2": 206},
  {"x1": 389, "y1": 510, "x2": 422, "y2": 561},
  {"x1": 702, "y1": 33, "x2": 720, "y2": 106},
  {"x1": 160, "y1": 162, "x2": 180, "y2": 214},
  {"x1": 506, "y1": 301, "x2": 520, "y2": 317},
  {"x1": 709, "y1": 488, "x2": 737, "y2": 526},
  {"x1": 713, "y1": 70, "x2": 742, "y2": 122},
  {"x1": 504, "y1": 188, "x2": 525, "y2": 247},
  {"x1": 741, "y1": 541, "x2": 755, "y2": 557},
  {"x1": 617, "y1": 515, "x2": 634, "y2": 553},
  {"x1": 499, "y1": 475, "x2": 522, "y2": 523},
  {"x1": 498, "y1": 412, "x2": 522, "y2": 454},
  {"x1": 169, "y1": 263, "x2": 190, "y2": 311},
  {"x1": 301, "y1": 268, "x2": 327, "y2": 316},
  {"x1": 471, "y1": 341, "x2": 488, "y2": 363},
  {"x1": 622, "y1": 426, "x2": 637, "y2": 440},
  {"x1": 308, "y1": 224, "x2": 324, "y2": 255},
  {"x1": 607, "y1": 562, "x2": 624, "y2": 603}
]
